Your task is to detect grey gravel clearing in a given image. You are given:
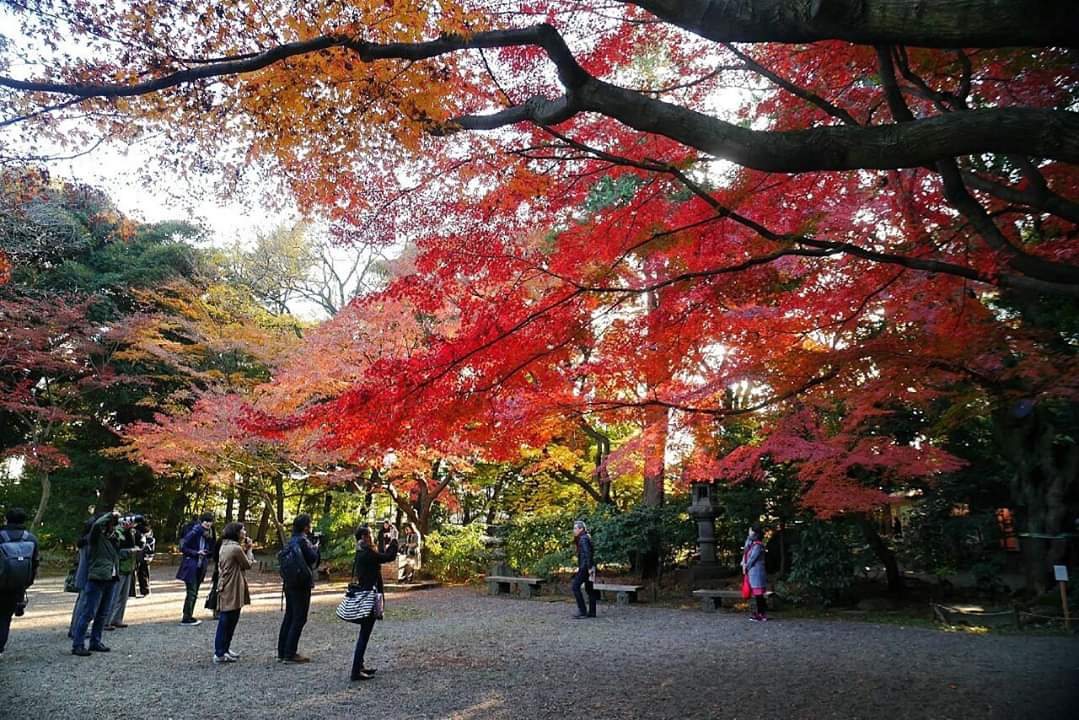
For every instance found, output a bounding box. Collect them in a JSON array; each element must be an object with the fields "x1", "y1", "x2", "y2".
[{"x1": 2, "y1": 569, "x2": 1077, "y2": 720}]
